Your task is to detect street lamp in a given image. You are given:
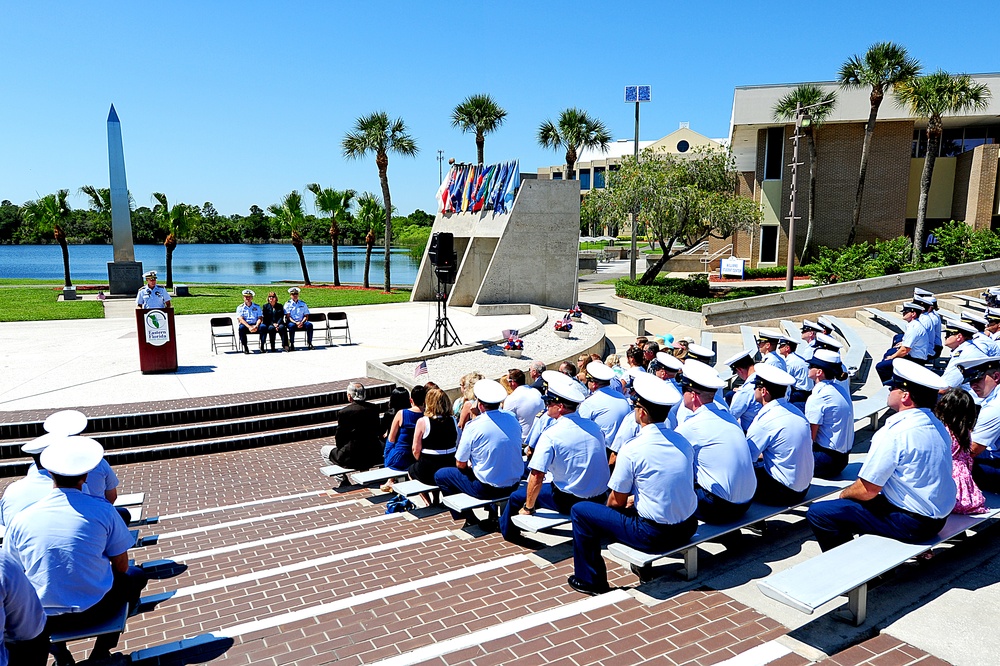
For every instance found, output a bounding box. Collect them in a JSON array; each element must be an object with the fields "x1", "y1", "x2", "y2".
[
  {"x1": 624, "y1": 85, "x2": 650, "y2": 280},
  {"x1": 437, "y1": 150, "x2": 445, "y2": 184}
]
